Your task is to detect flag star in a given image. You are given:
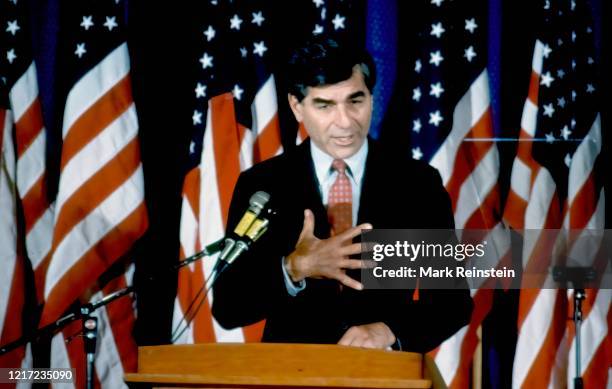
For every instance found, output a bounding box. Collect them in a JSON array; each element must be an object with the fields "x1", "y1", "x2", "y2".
[
  {"x1": 571, "y1": 60, "x2": 576, "y2": 69},
  {"x1": 103, "y1": 16, "x2": 118, "y2": 31},
  {"x1": 6, "y1": 49, "x2": 16, "y2": 64},
  {"x1": 232, "y1": 84, "x2": 244, "y2": 100},
  {"x1": 230, "y1": 14, "x2": 243, "y2": 30},
  {"x1": 564, "y1": 153, "x2": 572, "y2": 167},
  {"x1": 412, "y1": 147, "x2": 423, "y2": 160},
  {"x1": 557, "y1": 69, "x2": 565, "y2": 78},
  {"x1": 544, "y1": 0, "x2": 550, "y2": 9},
  {"x1": 189, "y1": 141, "x2": 196, "y2": 154},
  {"x1": 571, "y1": 31, "x2": 576, "y2": 42},
  {"x1": 571, "y1": 0, "x2": 576, "y2": 10},
  {"x1": 429, "y1": 110, "x2": 443, "y2": 126},
  {"x1": 464, "y1": 18, "x2": 477, "y2": 33},
  {"x1": 240, "y1": 47, "x2": 248, "y2": 57},
  {"x1": 587, "y1": 56, "x2": 594, "y2": 64},
  {"x1": 542, "y1": 43, "x2": 552, "y2": 58},
  {"x1": 431, "y1": 0, "x2": 444, "y2": 7},
  {"x1": 543, "y1": 103, "x2": 555, "y2": 117},
  {"x1": 540, "y1": 71, "x2": 555, "y2": 87},
  {"x1": 199, "y1": 52, "x2": 213, "y2": 69},
  {"x1": 9, "y1": 0, "x2": 16, "y2": 4},
  {"x1": 6, "y1": 20, "x2": 20, "y2": 35},
  {"x1": 429, "y1": 82, "x2": 444, "y2": 98},
  {"x1": 74, "y1": 43, "x2": 86, "y2": 58},
  {"x1": 203, "y1": 25, "x2": 215, "y2": 41},
  {"x1": 560, "y1": 125, "x2": 572, "y2": 140},
  {"x1": 571, "y1": 118, "x2": 576, "y2": 128},
  {"x1": 252, "y1": 11, "x2": 265, "y2": 26},
  {"x1": 412, "y1": 119, "x2": 422, "y2": 133},
  {"x1": 557, "y1": 38, "x2": 563, "y2": 46},
  {"x1": 429, "y1": 50, "x2": 444, "y2": 66},
  {"x1": 195, "y1": 82, "x2": 207, "y2": 98},
  {"x1": 557, "y1": 97, "x2": 566, "y2": 108},
  {"x1": 586, "y1": 83, "x2": 595, "y2": 93},
  {"x1": 80, "y1": 15, "x2": 93, "y2": 30},
  {"x1": 464, "y1": 46, "x2": 477, "y2": 62},
  {"x1": 192, "y1": 110, "x2": 203, "y2": 125},
  {"x1": 321, "y1": 7, "x2": 326, "y2": 20},
  {"x1": 253, "y1": 41, "x2": 267, "y2": 57},
  {"x1": 415, "y1": 59, "x2": 422, "y2": 73},
  {"x1": 571, "y1": 90, "x2": 577, "y2": 101},
  {"x1": 412, "y1": 87, "x2": 422, "y2": 102},
  {"x1": 586, "y1": 26, "x2": 592, "y2": 34},
  {"x1": 430, "y1": 22, "x2": 445, "y2": 38},
  {"x1": 332, "y1": 14, "x2": 345, "y2": 30},
  {"x1": 313, "y1": 0, "x2": 324, "y2": 7},
  {"x1": 545, "y1": 132, "x2": 555, "y2": 143},
  {"x1": 313, "y1": 24, "x2": 324, "y2": 35}
]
